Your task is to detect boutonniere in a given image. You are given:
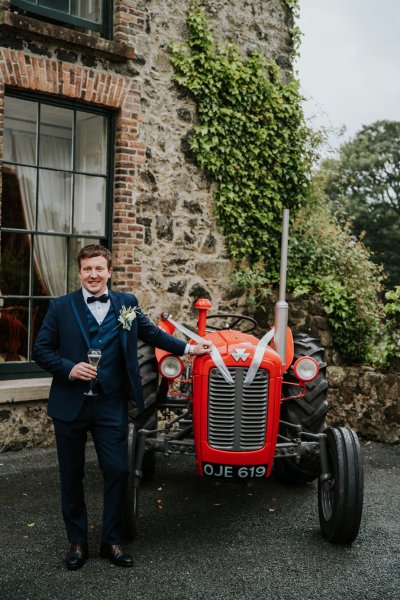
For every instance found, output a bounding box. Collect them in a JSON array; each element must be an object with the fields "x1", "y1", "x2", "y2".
[{"x1": 114, "y1": 305, "x2": 140, "y2": 331}]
